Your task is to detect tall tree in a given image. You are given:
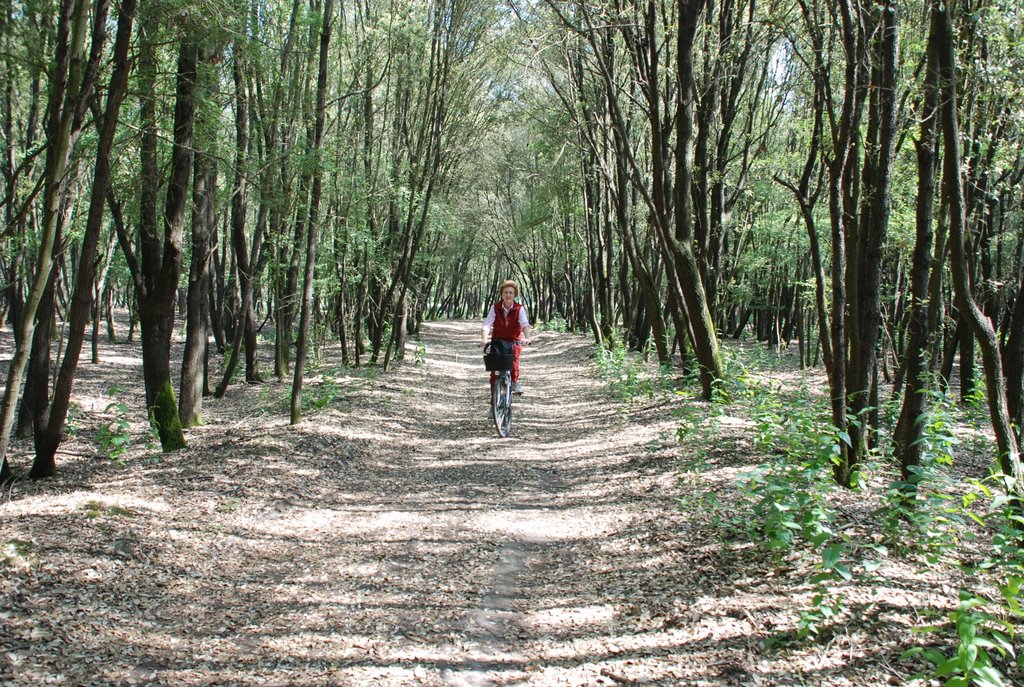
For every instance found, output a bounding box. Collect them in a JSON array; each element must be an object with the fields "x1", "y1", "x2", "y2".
[
  {"x1": 179, "y1": 45, "x2": 221, "y2": 428},
  {"x1": 116, "y1": 15, "x2": 197, "y2": 451},
  {"x1": 838, "y1": 0, "x2": 900, "y2": 485},
  {"x1": 892, "y1": 11, "x2": 940, "y2": 486},
  {"x1": 32, "y1": 0, "x2": 136, "y2": 475},
  {"x1": 0, "y1": 0, "x2": 102, "y2": 480},
  {"x1": 823, "y1": 0, "x2": 866, "y2": 487},
  {"x1": 932, "y1": 0, "x2": 1023, "y2": 492},
  {"x1": 215, "y1": 35, "x2": 263, "y2": 398},
  {"x1": 672, "y1": 0, "x2": 725, "y2": 397},
  {"x1": 290, "y1": 0, "x2": 334, "y2": 423}
]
